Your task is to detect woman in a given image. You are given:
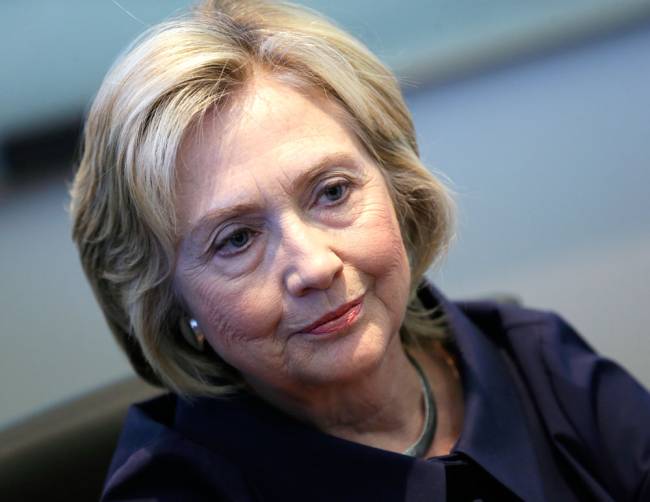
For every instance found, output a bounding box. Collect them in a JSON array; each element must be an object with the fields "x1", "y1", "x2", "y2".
[{"x1": 71, "y1": 1, "x2": 650, "y2": 500}]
